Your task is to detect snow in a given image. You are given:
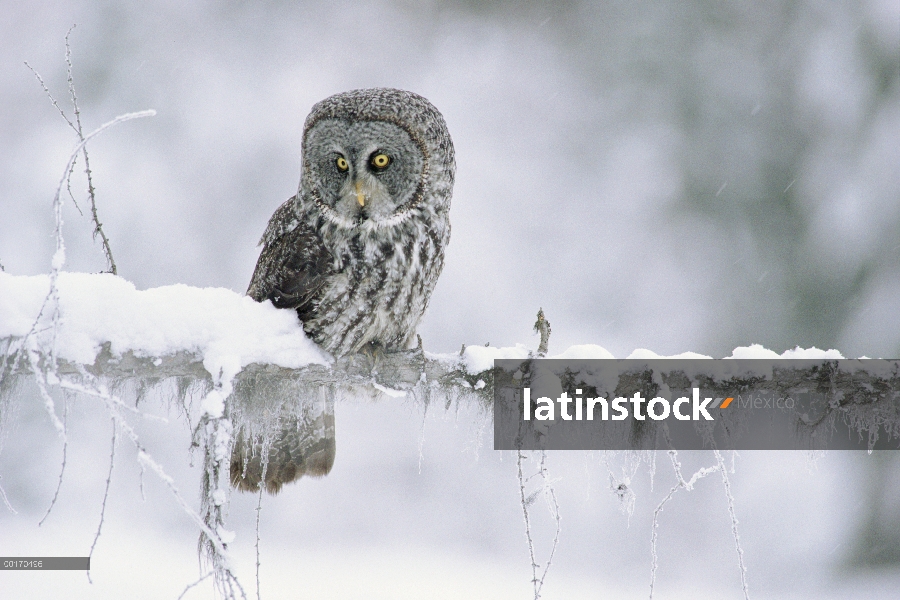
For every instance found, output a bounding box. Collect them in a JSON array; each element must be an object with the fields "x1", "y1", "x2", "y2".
[
  {"x1": 372, "y1": 382, "x2": 407, "y2": 398},
  {"x1": 626, "y1": 349, "x2": 713, "y2": 359},
  {"x1": 728, "y1": 343, "x2": 844, "y2": 359},
  {"x1": 0, "y1": 272, "x2": 856, "y2": 385},
  {"x1": 549, "y1": 344, "x2": 616, "y2": 359},
  {"x1": 460, "y1": 343, "x2": 531, "y2": 373},
  {"x1": 0, "y1": 272, "x2": 330, "y2": 384}
]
